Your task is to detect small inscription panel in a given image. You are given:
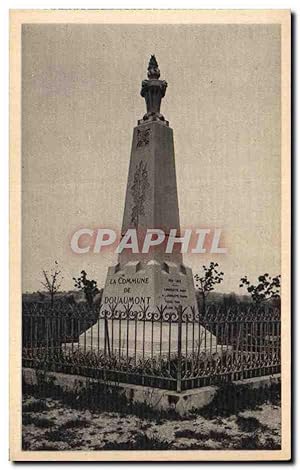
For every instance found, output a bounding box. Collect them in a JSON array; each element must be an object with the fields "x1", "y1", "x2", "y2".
[{"x1": 162, "y1": 277, "x2": 188, "y2": 309}]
